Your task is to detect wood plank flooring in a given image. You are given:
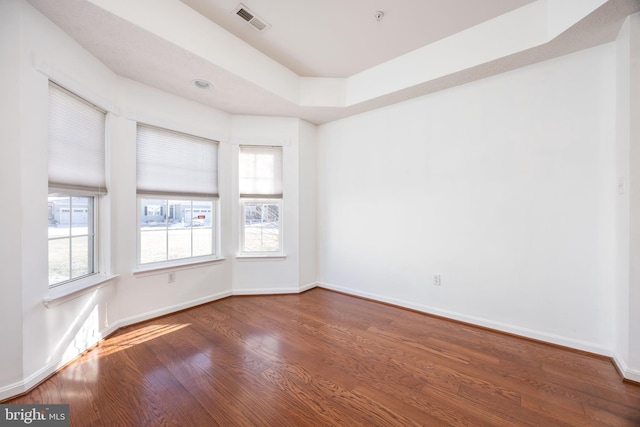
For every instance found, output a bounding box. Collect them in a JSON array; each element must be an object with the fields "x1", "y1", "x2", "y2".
[{"x1": 7, "y1": 288, "x2": 640, "y2": 426}]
